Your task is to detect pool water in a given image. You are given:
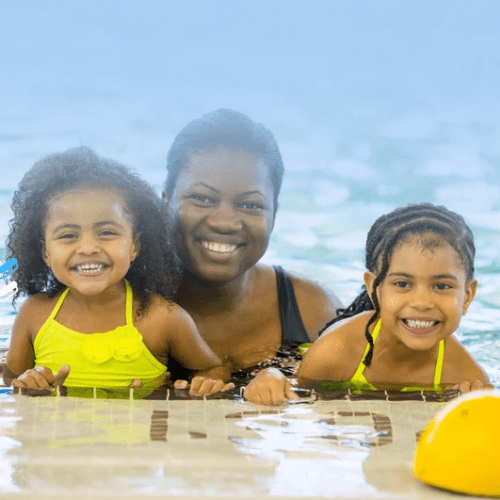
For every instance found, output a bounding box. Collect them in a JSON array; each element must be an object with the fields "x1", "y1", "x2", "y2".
[{"x1": 0, "y1": 2, "x2": 499, "y2": 387}]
